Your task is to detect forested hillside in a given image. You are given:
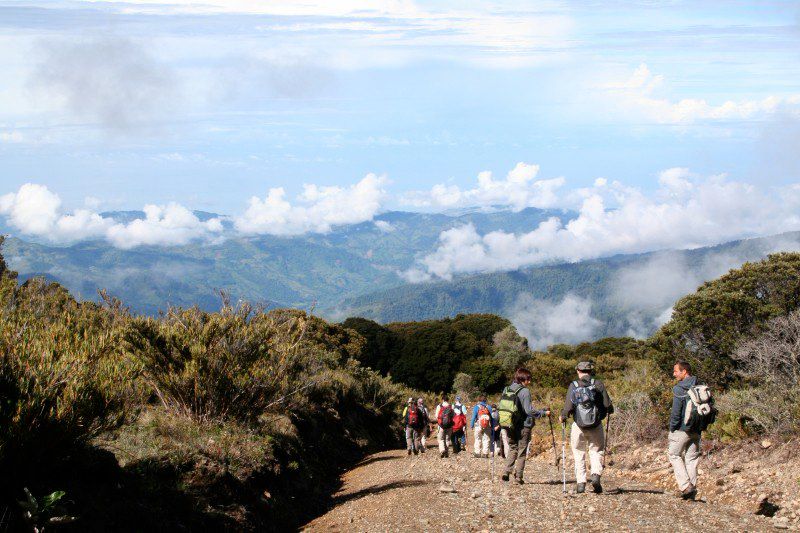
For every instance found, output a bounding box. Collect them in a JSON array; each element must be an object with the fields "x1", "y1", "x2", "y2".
[{"x1": 2, "y1": 207, "x2": 566, "y2": 314}]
